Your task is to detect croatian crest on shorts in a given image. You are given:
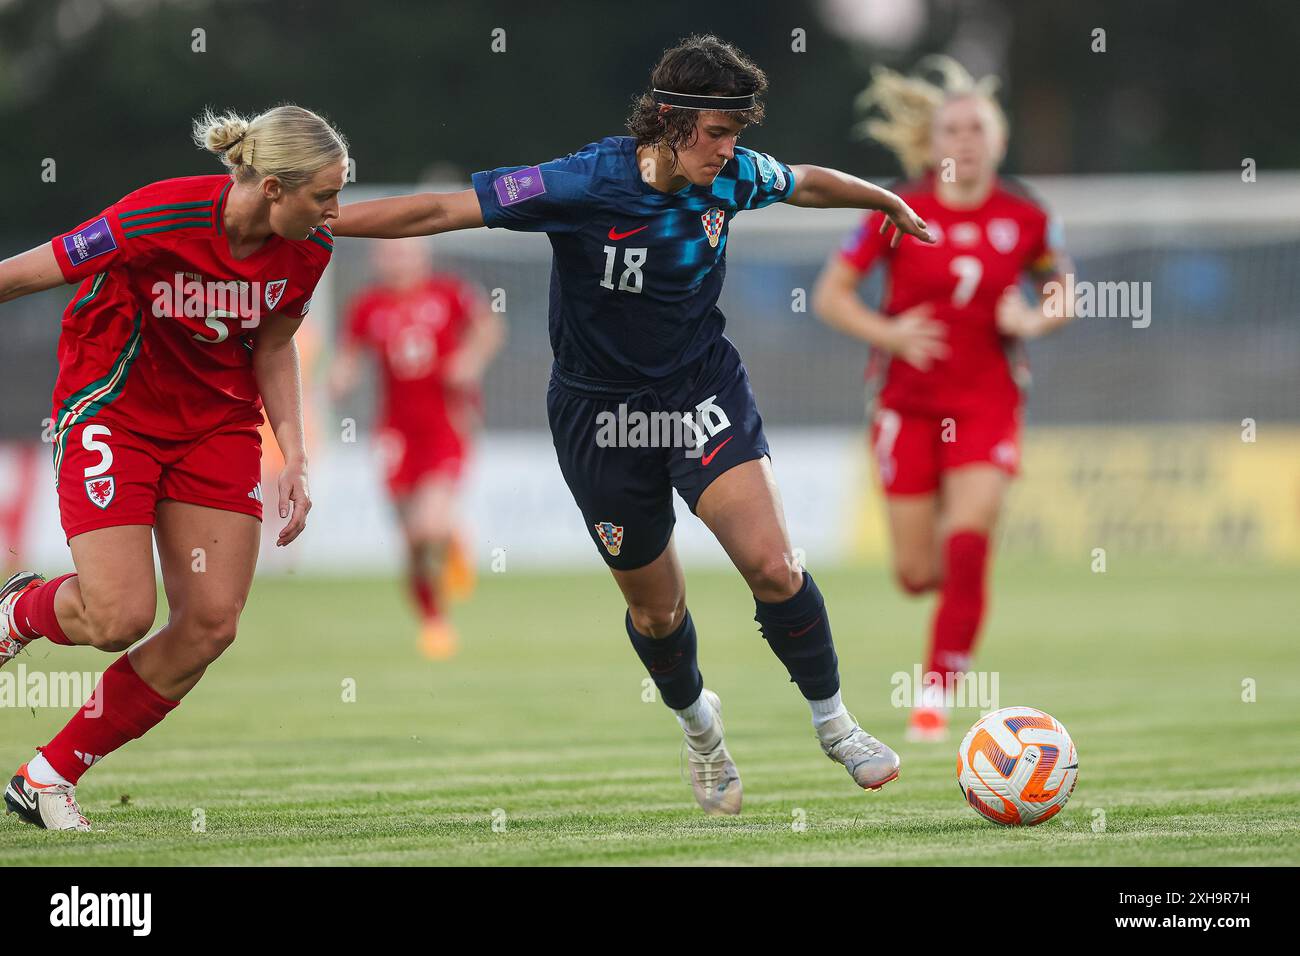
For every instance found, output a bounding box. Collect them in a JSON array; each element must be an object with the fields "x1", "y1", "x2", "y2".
[
  {"x1": 987, "y1": 219, "x2": 1019, "y2": 254},
  {"x1": 264, "y1": 278, "x2": 288, "y2": 311},
  {"x1": 85, "y1": 476, "x2": 115, "y2": 509},
  {"x1": 701, "y1": 207, "x2": 725, "y2": 248},
  {"x1": 594, "y1": 521, "x2": 624, "y2": 556}
]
